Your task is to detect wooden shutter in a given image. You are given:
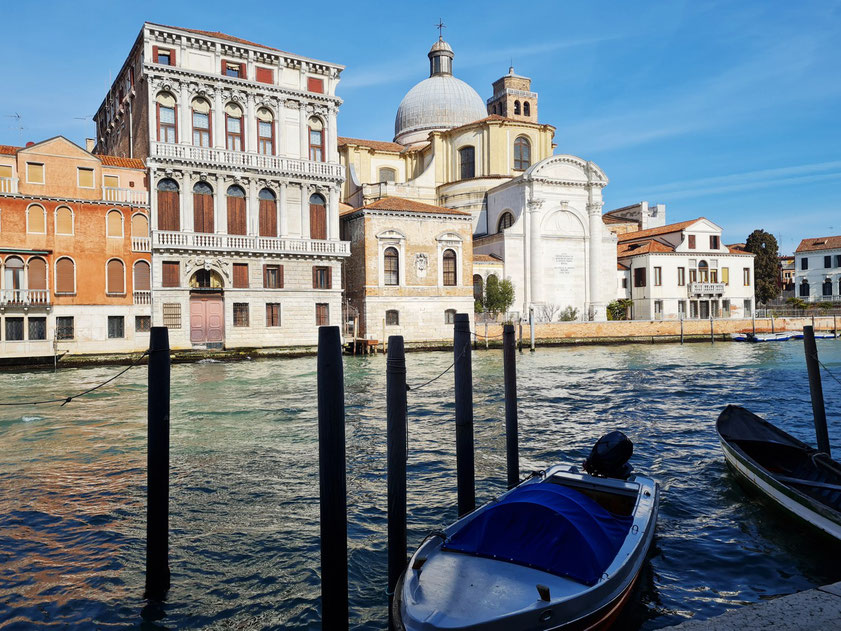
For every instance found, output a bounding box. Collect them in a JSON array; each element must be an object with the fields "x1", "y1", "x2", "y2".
[
  {"x1": 193, "y1": 193, "x2": 214, "y2": 233},
  {"x1": 170, "y1": 49, "x2": 176, "y2": 66},
  {"x1": 107, "y1": 260, "x2": 125, "y2": 294},
  {"x1": 326, "y1": 267, "x2": 332, "y2": 289},
  {"x1": 228, "y1": 195, "x2": 247, "y2": 235},
  {"x1": 56, "y1": 207, "x2": 73, "y2": 234},
  {"x1": 259, "y1": 198, "x2": 277, "y2": 237},
  {"x1": 263, "y1": 264, "x2": 269, "y2": 288},
  {"x1": 56, "y1": 258, "x2": 74, "y2": 293},
  {"x1": 279, "y1": 265, "x2": 284, "y2": 288},
  {"x1": 134, "y1": 261, "x2": 151, "y2": 291},
  {"x1": 307, "y1": 77, "x2": 324, "y2": 93},
  {"x1": 158, "y1": 190, "x2": 180, "y2": 231},
  {"x1": 162, "y1": 262, "x2": 179, "y2": 287},
  {"x1": 233, "y1": 263, "x2": 248, "y2": 288},
  {"x1": 256, "y1": 67, "x2": 273, "y2": 84},
  {"x1": 28, "y1": 258, "x2": 47, "y2": 290},
  {"x1": 153, "y1": 45, "x2": 159, "y2": 63},
  {"x1": 312, "y1": 266, "x2": 318, "y2": 289},
  {"x1": 310, "y1": 203, "x2": 326, "y2": 240},
  {"x1": 107, "y1": 211, "x2": 123, "y2": 237}
]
